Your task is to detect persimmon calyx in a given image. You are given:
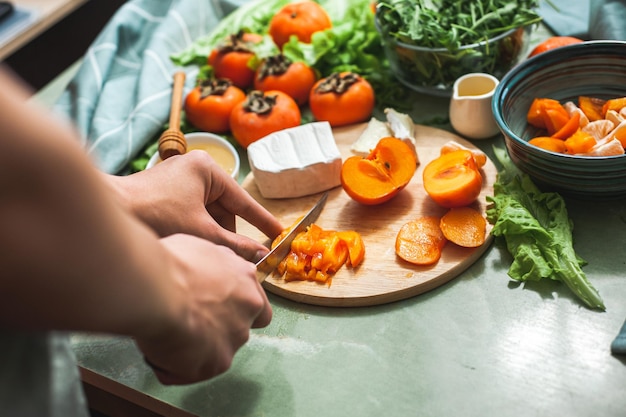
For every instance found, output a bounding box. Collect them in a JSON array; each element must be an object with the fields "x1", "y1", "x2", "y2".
[
  {"x1": 242, "y1": 90, "x2": 277, "y2": 115},
  {"x1": 315, "y1": 72, "x2": 359, "y2": 94},
  {"x1": 219, "y1": 30, "x2": 255, "y2": 53},
  {"x1": 257, "y1": 54, "x2": 292, "y2": 79},
  {"x1": 199, "y1": 79, "x2": 232, "y2": 99}
]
